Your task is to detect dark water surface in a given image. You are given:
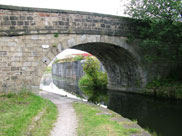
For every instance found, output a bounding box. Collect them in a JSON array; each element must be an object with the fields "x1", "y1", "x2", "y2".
[
  {"x1": 50, "y1": 75, "x2": 182, "y2": 136},
  {"x1": 108, "y1": 91, "x2": 182, "y2": 136}
]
